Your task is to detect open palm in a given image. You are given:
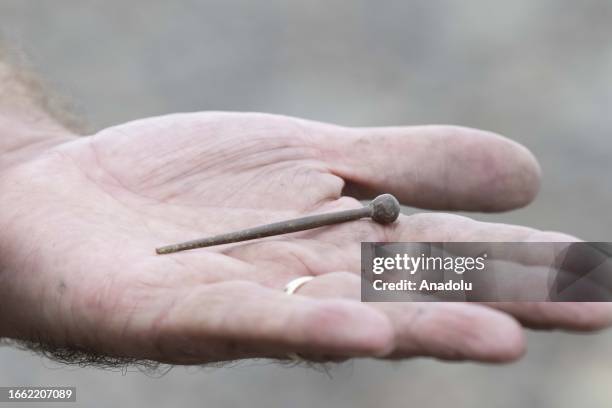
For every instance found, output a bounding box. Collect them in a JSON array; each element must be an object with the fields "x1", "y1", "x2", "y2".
[{"x1": 1, "y1": 112, "x2": 610, "y2": 364}]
